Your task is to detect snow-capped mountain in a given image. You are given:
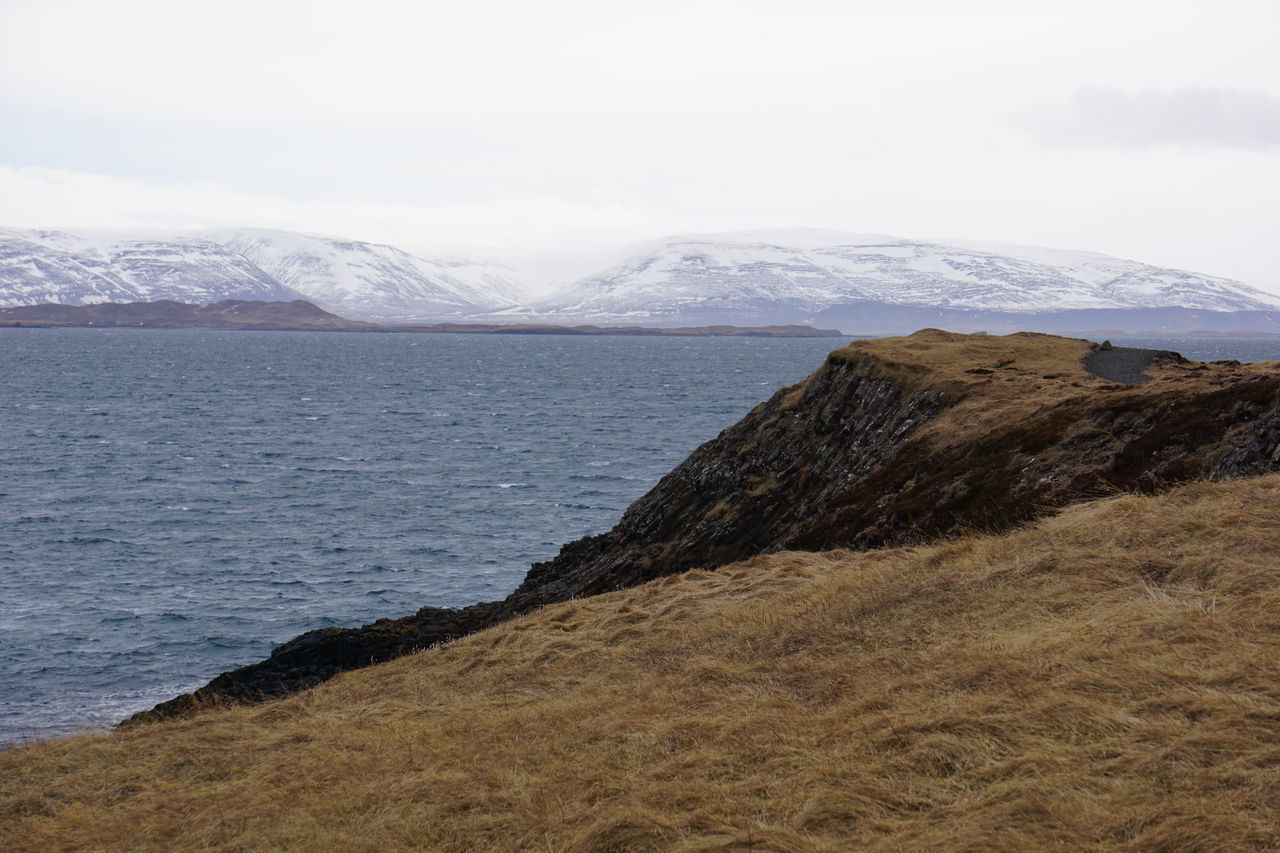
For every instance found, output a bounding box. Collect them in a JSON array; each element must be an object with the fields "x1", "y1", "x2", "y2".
[
  {"x1": 3, "y1": 226, "x2": 1276, "y2": 332},
  {"x1": 208, "y1": 229, "x2": 529, "y2": 320},
  {"x1": 515, "y1": 229, "x2": 1280, "y2": 326},
  {"x1": 0, "y1": 228, "x2": 531, "y2": 320},
  {"x1": 0, "y1": 229, "x2": 297, "y2": 306}
]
